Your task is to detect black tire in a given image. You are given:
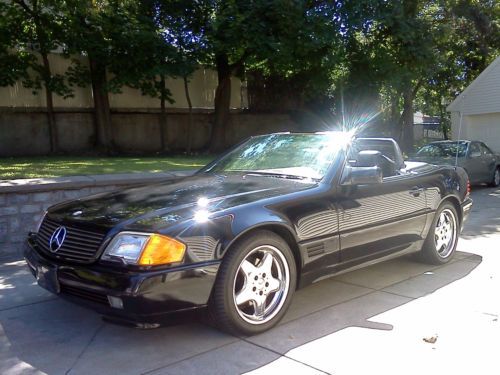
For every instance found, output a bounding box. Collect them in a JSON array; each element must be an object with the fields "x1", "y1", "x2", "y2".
[
  {"x1": 420, "y1": 202, "x2": 459, "y2": 265},
  {"x1": 489, "y1": 167, "x2": 500, "y2": 187},
  {"x1": 209, "y1": 230, "x2": 297, "y2": 335}
]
